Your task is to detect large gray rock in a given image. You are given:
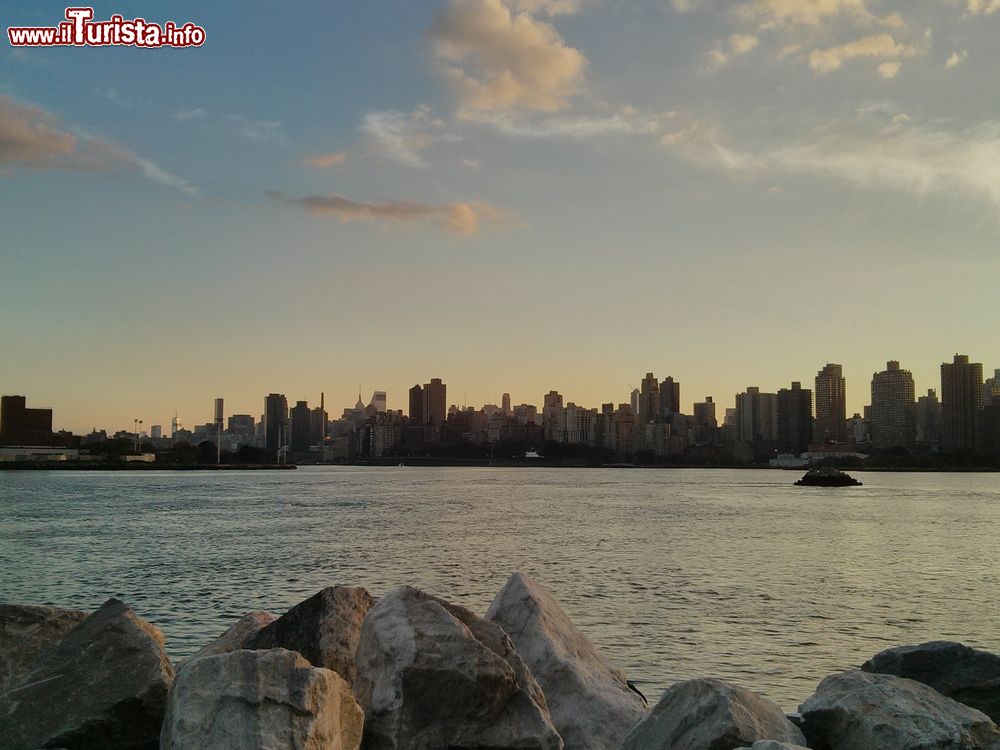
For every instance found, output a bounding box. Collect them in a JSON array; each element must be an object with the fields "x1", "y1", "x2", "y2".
[
  {"x1": 800, "y1": 670, "x2": 1000, "y2": 750},
  {"x1": 0, "y1": 604, "x2": 88, "y2": 692},
  {"x1": 355, "y1": 585, "x2": 563, "y2": 750},
  {"x1": 0, "y1": 597, "x2": 174, "y2": 750},
  {"x1": 161, "y1": 648, "x2": 363, "y2": 750},
  {"x1": 620, "y1": 678, "x2": 807, "y2": 750},
  {"x1": 863, "y1": 641, "x2": 1000, "y2": 723},
  {"x1": 486, "y1": 571, "x2": 647, "y2": 750},
  {"x1": 248, "y1": 586, "x2": 374, "y2": 684},
  {"x1": 734, "y1": 743, "x2": 811, "y2": 750},
  {"x1": 183, "y1": 611, "x2": 277, "y2": 665}
]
